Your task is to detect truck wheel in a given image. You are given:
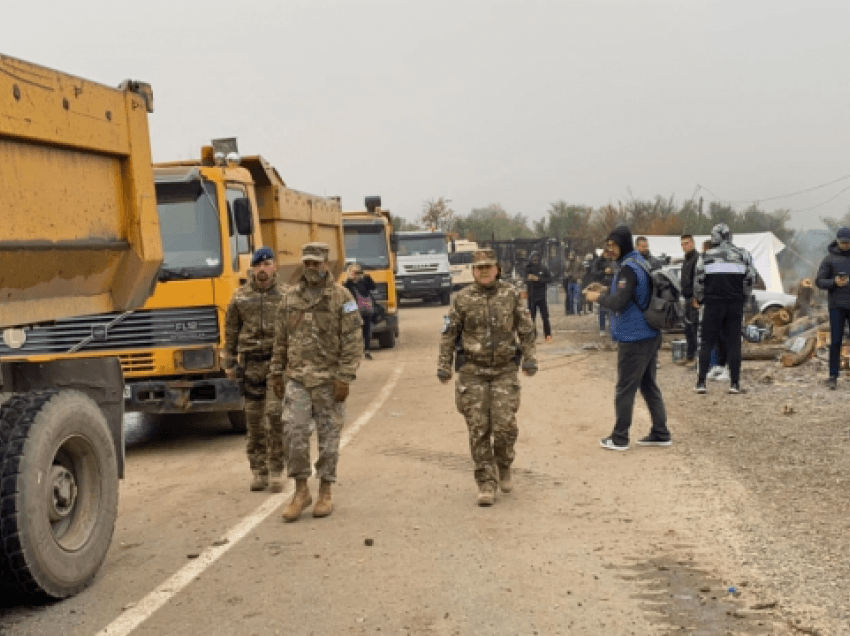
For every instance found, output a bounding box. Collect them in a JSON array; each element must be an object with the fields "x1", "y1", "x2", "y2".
[
  {"x1": 228, "y1": 409, "x2": 247, "y2": 434},
  {"x1": 440, "y1": 291, "x2": 451, "y2": 306},
  {"x1": 0, "y1": 390, "x2": 118, "y2": 598},
  {"x1": 377, "y1": 329, "x2": 396, "y2": 349}
]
